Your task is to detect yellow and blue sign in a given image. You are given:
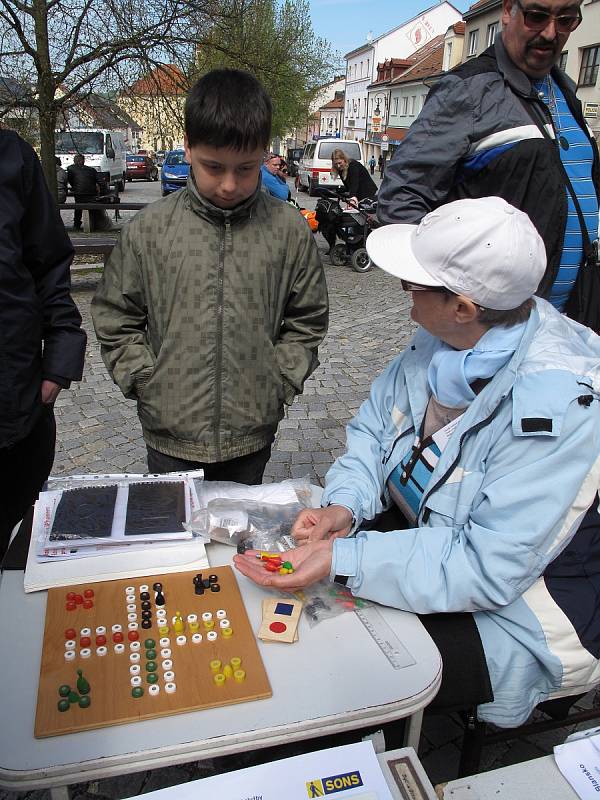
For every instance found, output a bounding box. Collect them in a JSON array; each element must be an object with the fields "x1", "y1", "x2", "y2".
[{"x1": 306, "y1": 771, "x2": 363, "y2": 797}]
